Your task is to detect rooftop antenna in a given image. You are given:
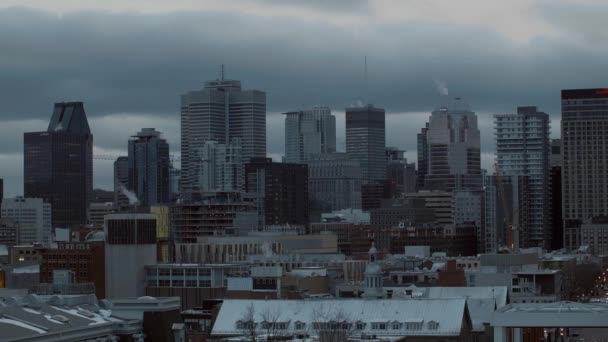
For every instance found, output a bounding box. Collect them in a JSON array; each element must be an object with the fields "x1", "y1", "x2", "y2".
[
  {"x1": 364, "y1": 56, "x2": 368, "y2": 106},
  {"x1": 221, "y1": 64, "x2": 225, "y2": 81}
]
